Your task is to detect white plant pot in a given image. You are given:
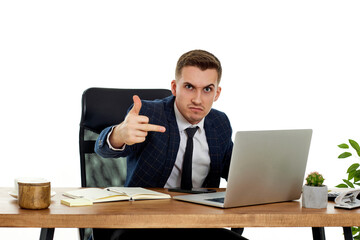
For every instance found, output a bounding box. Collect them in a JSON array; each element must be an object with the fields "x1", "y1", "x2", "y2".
[{"x1": 302, "y1": 185, "x2": 328, "y2": 209}]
